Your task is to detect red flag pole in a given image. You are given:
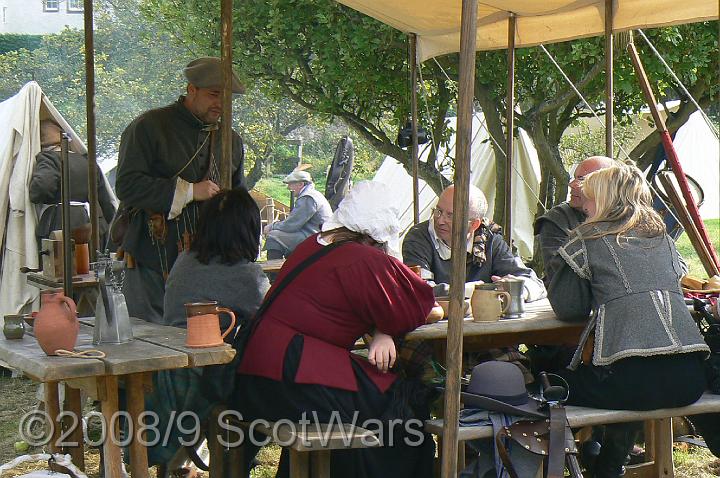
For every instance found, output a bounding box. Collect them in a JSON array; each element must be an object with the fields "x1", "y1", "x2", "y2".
[{"x1": 627, "y1": 36, "x2": 720, "y2": 274}]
